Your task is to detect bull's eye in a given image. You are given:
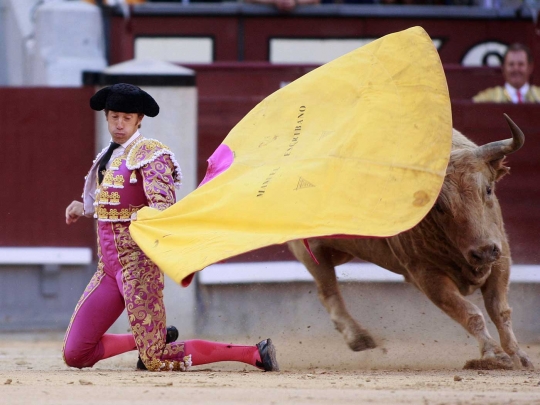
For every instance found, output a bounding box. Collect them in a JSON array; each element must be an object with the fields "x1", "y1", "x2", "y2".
[{"x1": 486, "y1": 186, "x2": 492, "y2": 195}]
